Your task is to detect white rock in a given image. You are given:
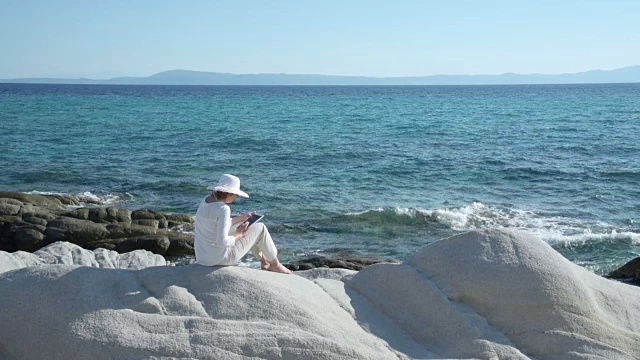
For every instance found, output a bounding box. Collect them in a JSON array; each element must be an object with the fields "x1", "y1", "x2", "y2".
[
  {"x1": 0, "y1": 264, "x2": 398, "y2": 360},
  {"x1": 0, "y1": 241, "x2": 166, "y2": 274},
  {"x1": 0, "y1": 229, "x2": 639, "y2": 359}
]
